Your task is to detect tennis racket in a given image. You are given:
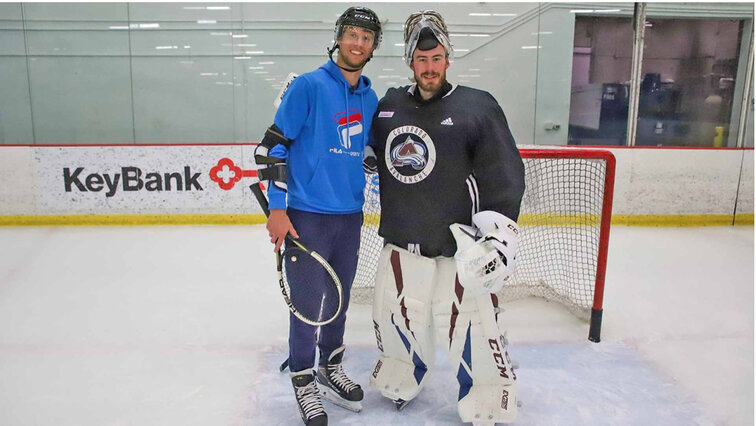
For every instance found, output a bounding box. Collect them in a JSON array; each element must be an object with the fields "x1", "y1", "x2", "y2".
[{"x1": 250, "y1": 183, "x2": 343, "y2": 326}]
